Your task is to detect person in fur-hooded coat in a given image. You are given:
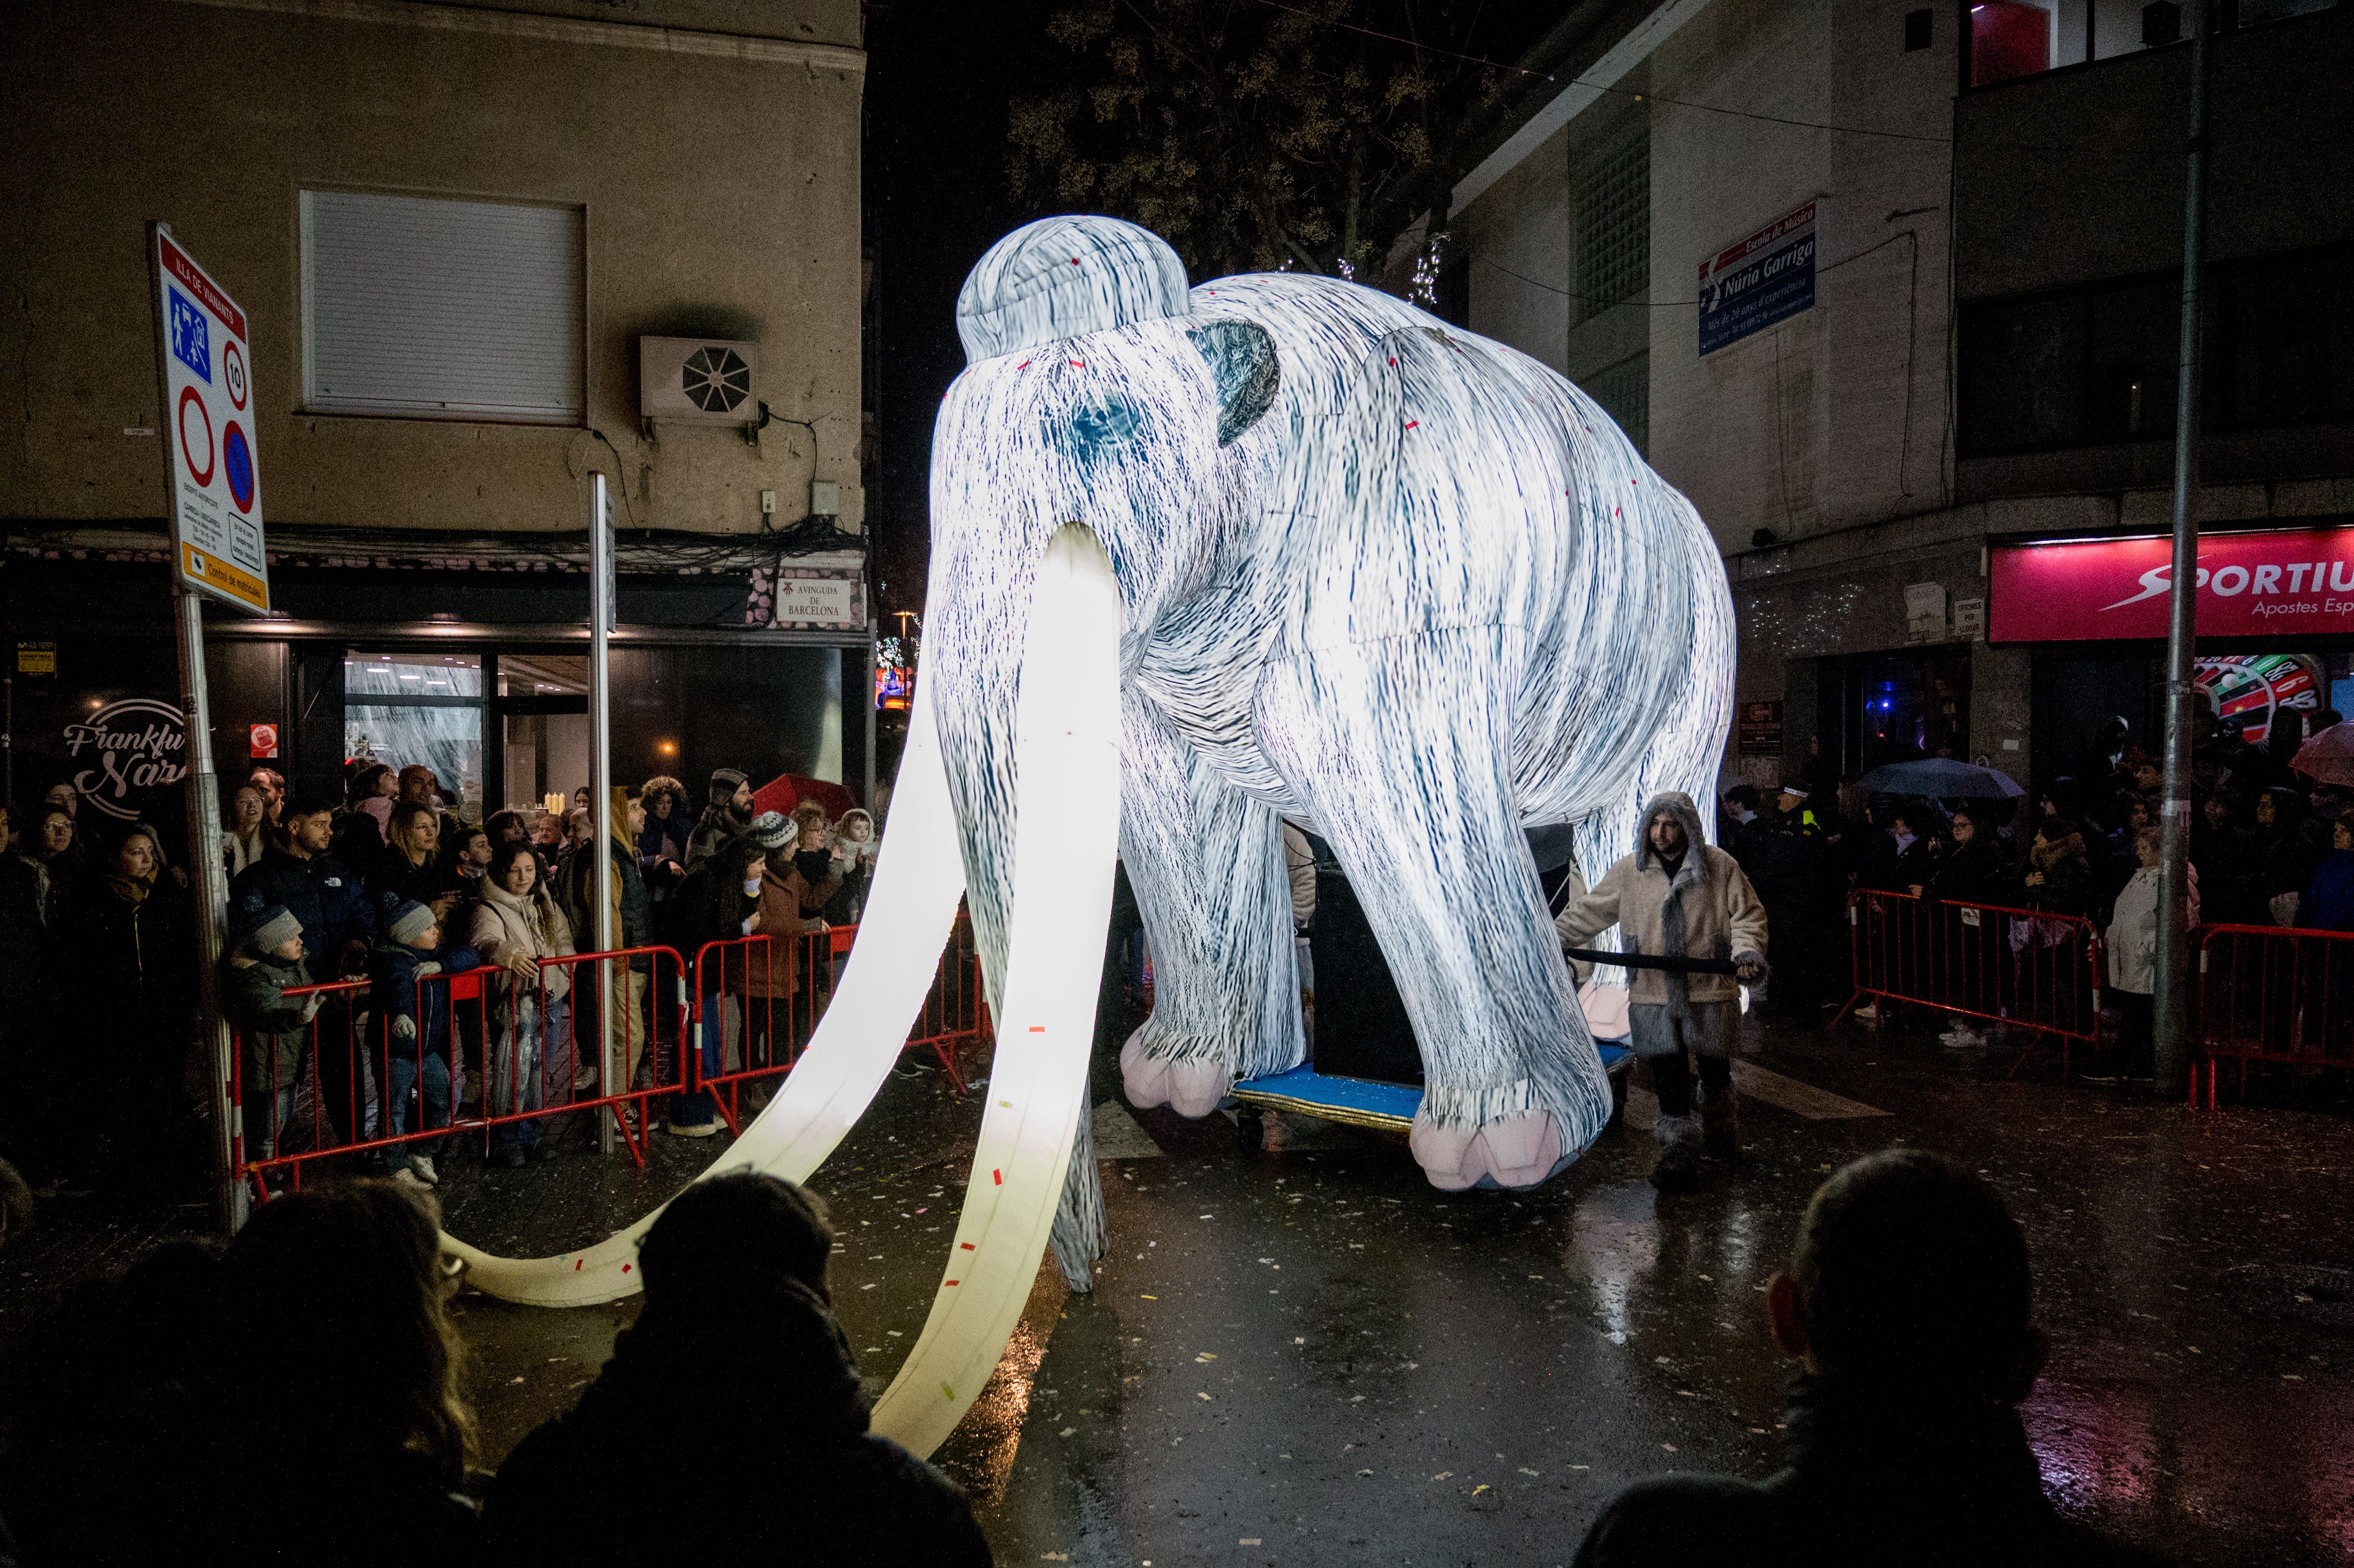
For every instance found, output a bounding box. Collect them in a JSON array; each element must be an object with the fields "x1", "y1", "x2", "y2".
[{"x1": 1555, "y1": 791, "x2": 1768, "y2": 1191}]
